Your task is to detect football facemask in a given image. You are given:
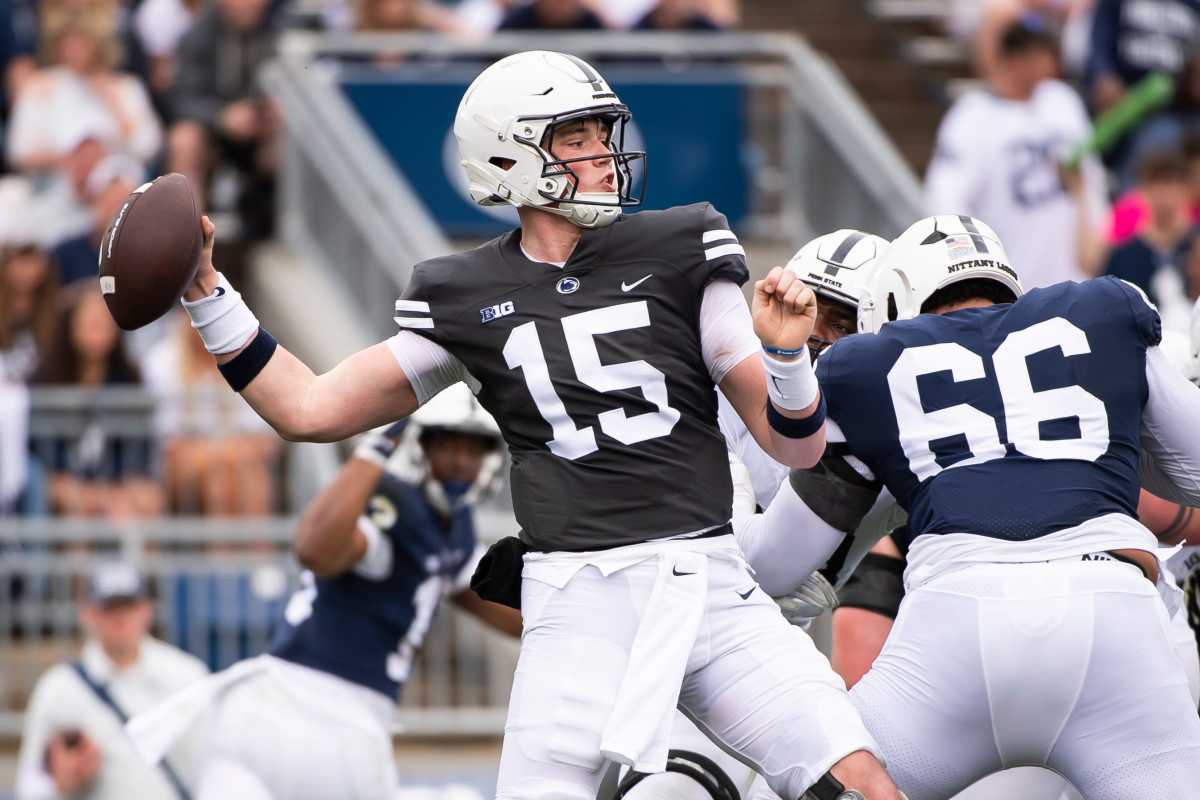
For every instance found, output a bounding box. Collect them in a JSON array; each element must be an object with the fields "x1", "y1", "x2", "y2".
[{"x1": 456, "y1": 51, "x2": 647, "y2": 229}]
